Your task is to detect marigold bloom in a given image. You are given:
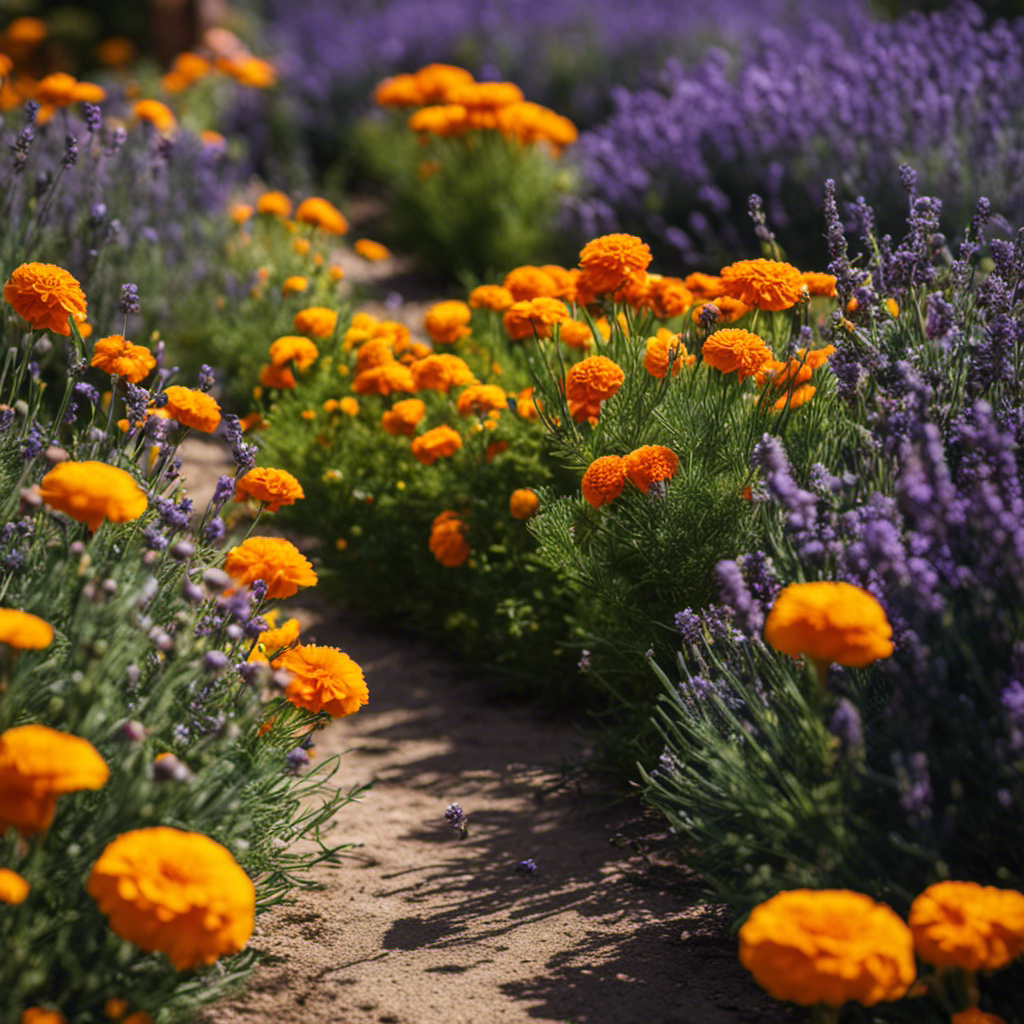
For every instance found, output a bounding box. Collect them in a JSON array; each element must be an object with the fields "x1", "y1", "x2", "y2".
[
  {"x1": 456, "y1": 383, "x2": 507, "y2": 418},
  {"x1": 269, "y1": 335, "x2": 318, "y2": 371},
  {"x1": 739, "y1": 889, "x2": 915, "y2": 1007},
  {"x1": 468, "y1": 284, "x2": 514, "y2": 312},
  {"x1": 354, "y1": 238, "x2": 391, "y2": 261},
  {"x1": 773, "y1": 383, "x2": 816, "y2": 411},
  {"x1": 558, "y1": 319, "x2": 593, "y2": 350},
  {"x1": 799, "y1": 271, "x2": 838, "y2": 298},
  {"x1": 503, "y1": 297, "x2": 571, "y2": 341},
  {"x1": 162, "y1": 385, "x2": 221, "y2": 432},
  {"x1": 0, "y1": 725, "x2": 109, "y2": 836},
  {"x1": 20, "y1": 1010, "x2": 65, "y2": 1024},
  {"x1": 692, "y1": 295, "x2": 750, "y2": 325},
  {"x1": 223, "y1": 56, "x2": 276, "y2": 88},
  {"x1": 373, "y1": 72, "x2": 424, "y2": 107},
  {"x1": 643, "y1": 276, "x2": 695, "y2": 319},
  {"x1": 413, "y1": 63, "x2": 476, "y2": 103},
  {"x1": 234, "y1": 467, "x2": 304, "y2": 512},
  {"x1": 644, "y1": 330, "x2": 694, "y2": 378},
  {"x1": 71, "y1": 82, "x2": 106, "y2": 104},
  {"x1": 381, "y1": 398, "x2": 426, "y2": 436},
  {"x1": 577, "y1": 233, "x2": 652, "y2": 295},
  {"x1": 0, "y1": 608, "x2": 53, "y2": 649},
  {"x1": 95, "y1": 36, "x2": 136, "y2": 66},
  {"x1": 339, "y1": 397, "x2": 359, "y2": 416},
  {"x1": 581, "y1": 455, "x2": 627, "y2": 508},
  {"x1": 277, "y1": 644, "x2": 368, "y2": 717},
  {"x1": 223, "y1": 536, "x2": 318, "y2": 600},
  {"x1": 515, "y1": 387, "x2": 540, "y2": 421},
  {"x1": 248, "y1": 617, "x2": 301, "y2": 665},
  {"x1": 4, "y1": 262, "x2": 87, "y2": 336},
  {"x1": 624, "y1": 445, "x2": 679, "y2": 492},
  {"x1": 763, "y1": 581, "x2": 894, "y2": 668},
  {"x1": 87, "y1": 827, "x2": 255, "y2": 970},
  {"x1": 40, "y1": 461, "x2": 148, "y2": 532},
  {"x1": 169, "y1": 52, "x2": 211, "y2": 86},
  {"x1": 354, "y1": 338, "x2": 395, "y2": 374},
  {"x1": 90, "y1": 335, "x2": 155, "y2": 383},
  {"x1": 294, "y1": 197, "x2": 348, "y2": 235},
  {"x1": 0, "y1": 867, "x2": 29, "y2": 903},
  {"x1": 4, "y1": 16, "x2": 47, "y2": 48},
  {"x1": 425, "y1": 300, "x2": 472, "y2": 344},
  {"x1": 133, "y1": 99, "x2": 176, "y2": 133},
  {"x1": 720, "y1": 258, "x2": 804, "y2": 311},
  {"x1": 352, "y1": 362, "x2": 415, "y2": 396},
  {"x1": 496, "y1": 102, "x2": 578, "y2": 153},
  {"x1": 408, "y1": 104, "x2": 468, "y2": 136},
  {"x1": 909, "y1": 881, "x2": 1024, "y2": 972},
  {"x1": 411, "y1": 425, "x2": 463, "y2": 465},
  {"x1": 701, "y1": 328, "x2": 773, "y2": 381},
  {"x1": 503, "y1": 266, "x2": 561, "y2": 302},
  {"x1": 35, "y1": 72, "x2": 78, "y2": 107},
  {"x1": 951, "y1": 1010, "x2": 1008, "y2": 1024},
  {"x1": 565, "y1": 355, "x2": 624, "y2": 422},
  {"x1": 281, "y1": 275, "x2": 308, "y2": 297},
  {"x1": 429, "y1": 510, "x2": 469, "y2": 566},
  {"x1": 259, "y1": 363, "x2": 296, "y2": 390},
  {"x1": 509, "y1": 488, "x2": 539, "y2": 520},
  {"x1": 294, "y1": 306, "x2": 339, "y2": 338},
  {"x1": 230, "y1": 203, "x2": 253, "y2": 224}
]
